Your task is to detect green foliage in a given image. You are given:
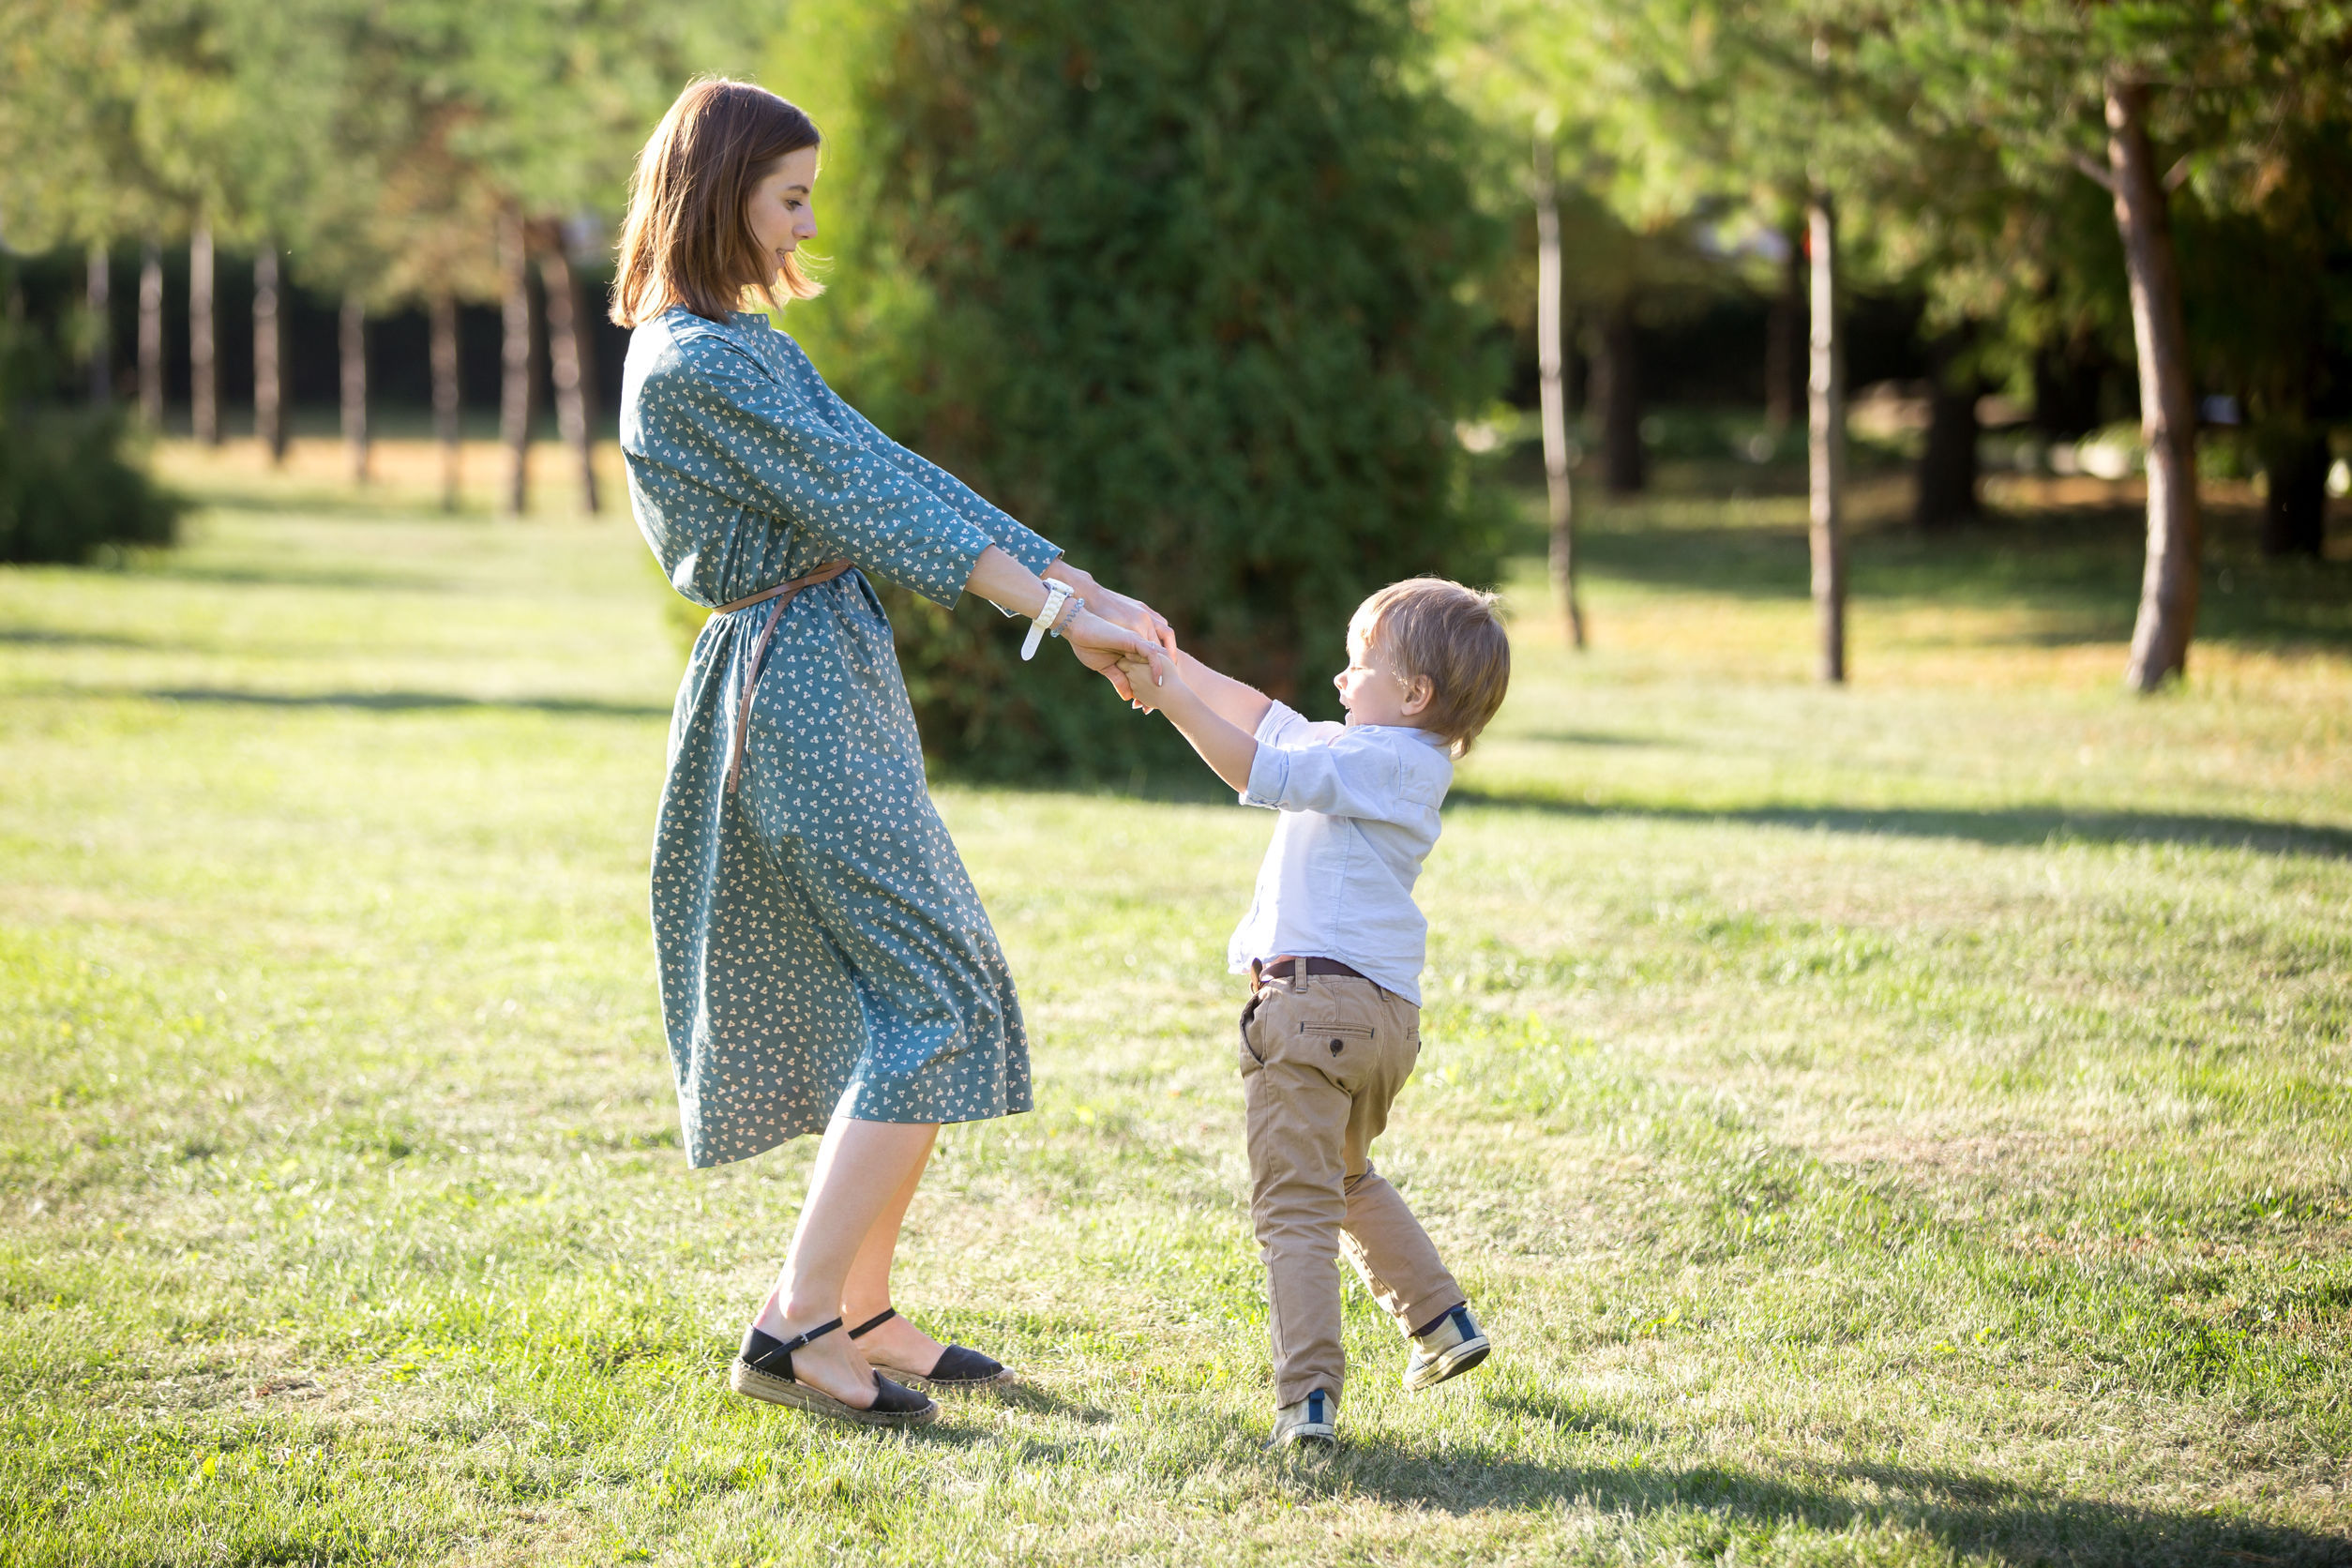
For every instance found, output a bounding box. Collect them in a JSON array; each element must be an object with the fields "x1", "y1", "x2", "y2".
[
  {"x1": 787, "y1": 0, "x2": 1508, "y2": 779},
  {"x1": 0, "y1": 307, "x2": 180, "y2": 566}
]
